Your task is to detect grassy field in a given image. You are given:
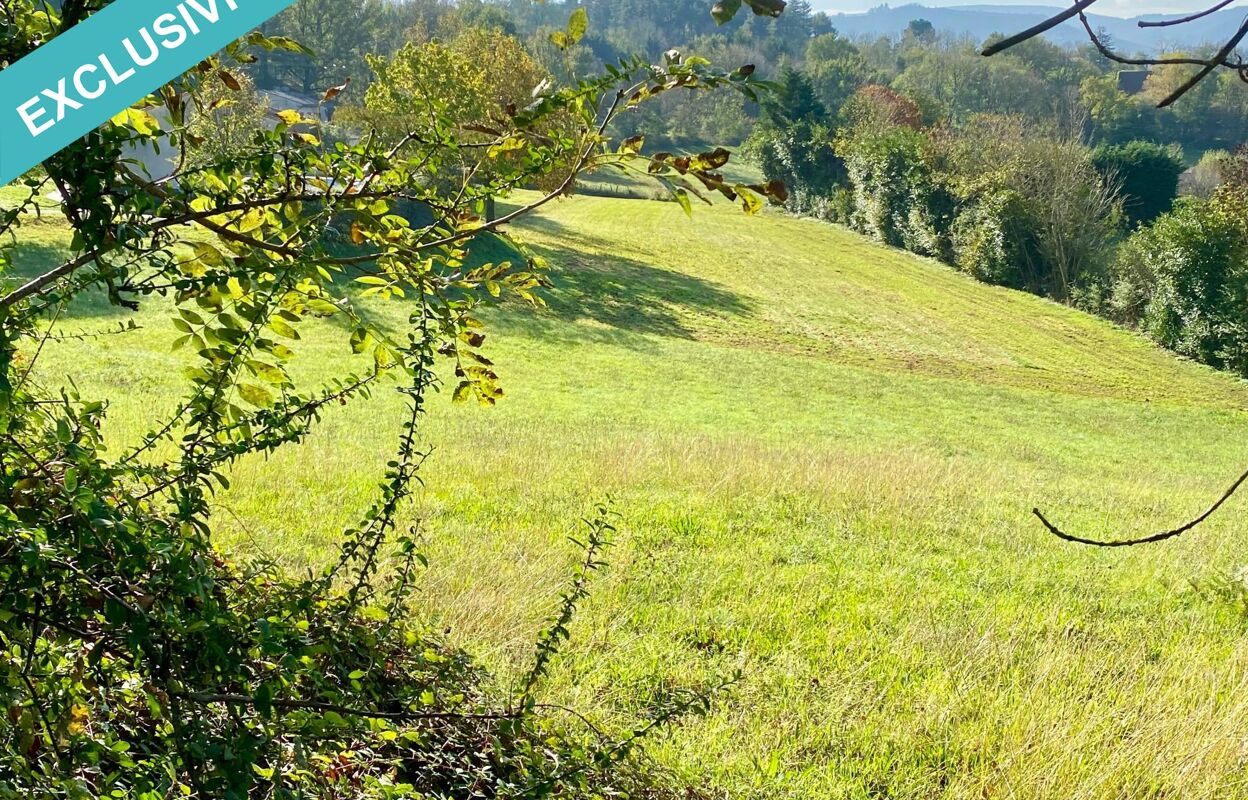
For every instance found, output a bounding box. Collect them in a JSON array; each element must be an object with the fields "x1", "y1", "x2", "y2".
[{"x1": 11, "y1": 187, "x2": 1248, "y2": 798}]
